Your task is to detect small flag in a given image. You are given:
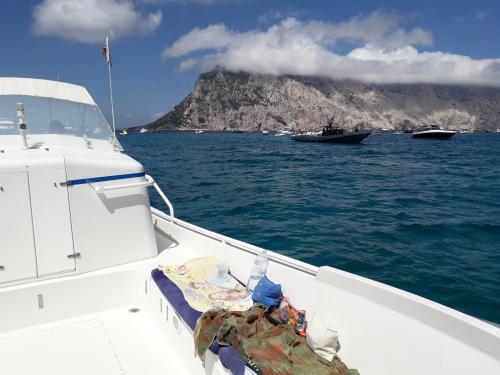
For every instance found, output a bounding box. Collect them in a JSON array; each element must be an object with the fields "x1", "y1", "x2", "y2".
[{"x1": 101, "y1": 35, "x2": 112, "y2": 66}]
